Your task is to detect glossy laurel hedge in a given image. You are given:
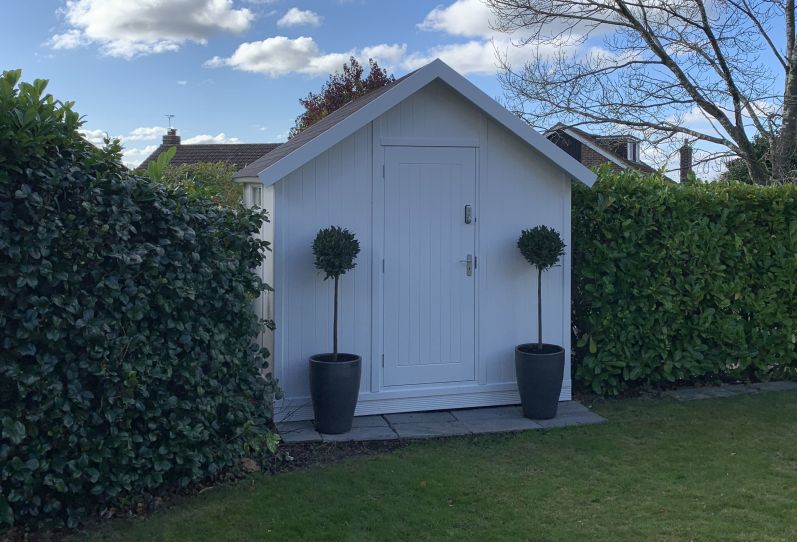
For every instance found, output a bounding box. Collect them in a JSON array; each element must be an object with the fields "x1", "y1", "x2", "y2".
[
  {"x1": 572, "y1": 167, "x2": 797, "y2": 395},
  {"x1": 0, "y1": 71, "x2": 280, "y2": 528}
]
